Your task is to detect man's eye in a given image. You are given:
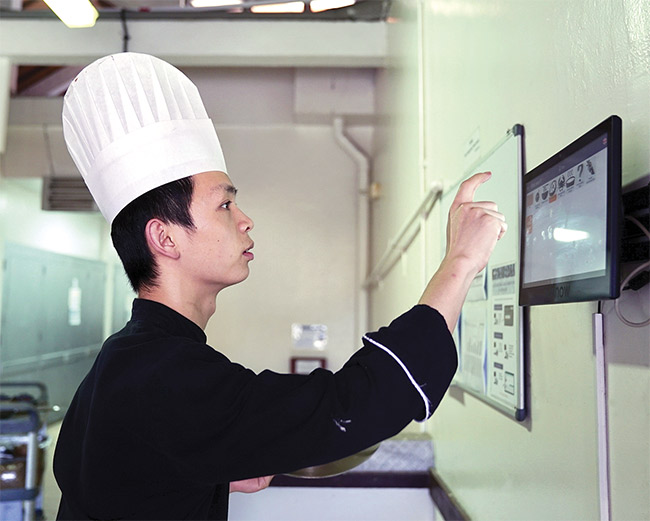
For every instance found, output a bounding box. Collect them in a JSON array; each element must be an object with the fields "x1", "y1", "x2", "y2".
[{"x1": 220, "y1": 201, "x2": 231, "y2": 210}]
